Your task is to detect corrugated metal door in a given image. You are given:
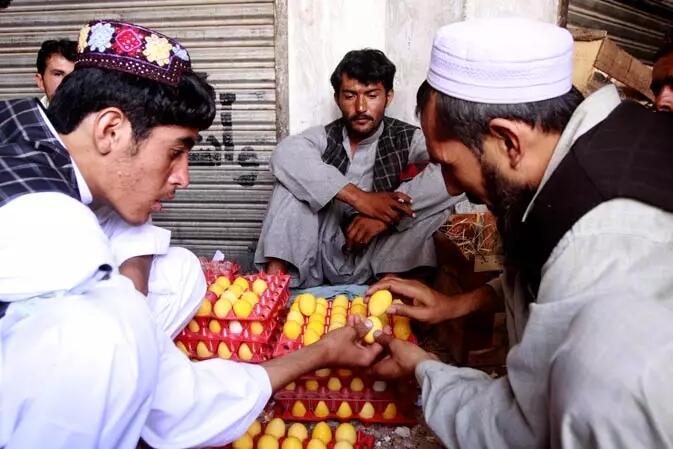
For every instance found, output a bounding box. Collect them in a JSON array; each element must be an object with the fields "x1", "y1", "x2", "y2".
[
  {"x1": 569, "y1": 0, "x2": 673, "y2": 63},
  {"x1": 0, "y1": 0, "x2": 280, "y2": 264}
]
